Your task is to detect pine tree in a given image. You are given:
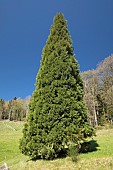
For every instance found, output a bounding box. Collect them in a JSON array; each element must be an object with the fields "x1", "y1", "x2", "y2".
[{"x1": 20, "y1": 13, "x2": 94, "y2": 160}]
